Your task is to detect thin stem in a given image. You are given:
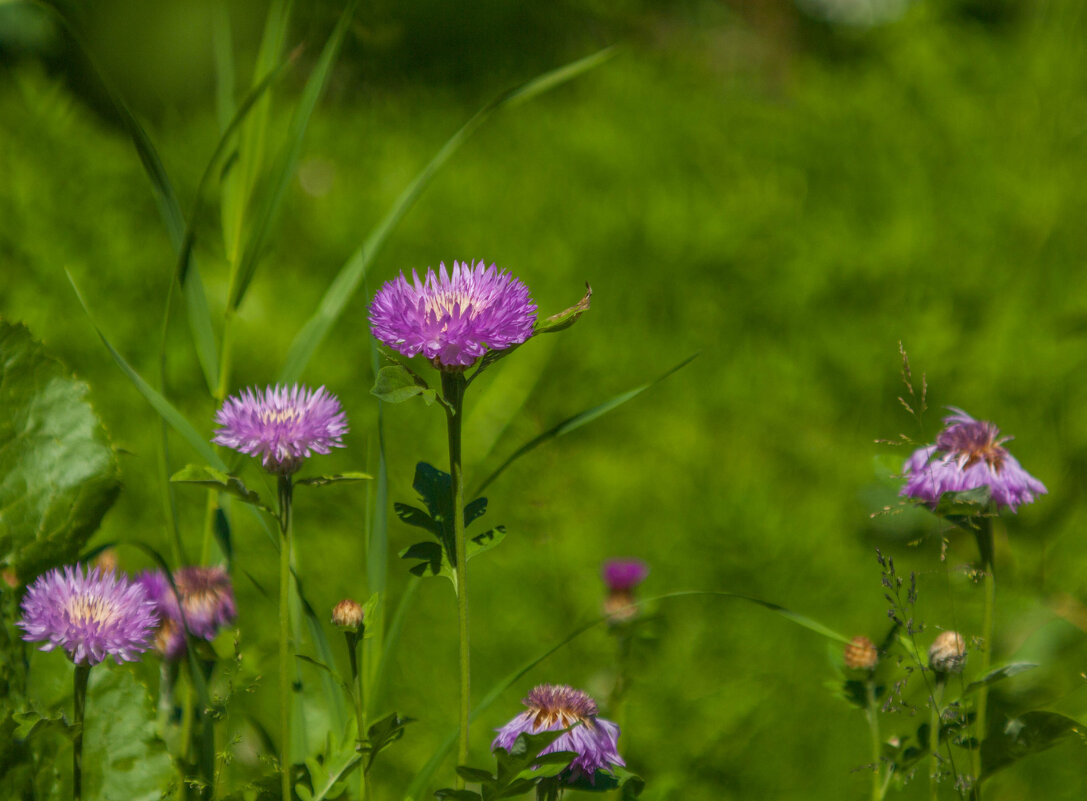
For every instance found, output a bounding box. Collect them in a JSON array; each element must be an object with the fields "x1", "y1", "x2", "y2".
[
  {"x1": 865, "y1": 678, "x2": 883, "y2": 801},
  {"x1": 278, "y1": 474, "x2": 294, "y2": 801},
  {"x1": 345, "y1": 631, "x2": 367, "y2": 801},
  {"x1": 930, "y1": 677, "x2": 946, "y2": 801},
  {"x1": 441, "y1": 371, "x2": 470, "y2": 789},
  {"x1": 972, "y1": 516, "x2": 995, "y2": 796},
  {"x1": 72, "y1": 664, "x2": 91, "y2": 801}
]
